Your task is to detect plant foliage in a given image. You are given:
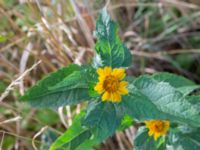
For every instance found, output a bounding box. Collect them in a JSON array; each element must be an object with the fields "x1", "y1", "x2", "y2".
[{"x1": 22, "y1": 8, "x2": 200, "y2": 150}]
